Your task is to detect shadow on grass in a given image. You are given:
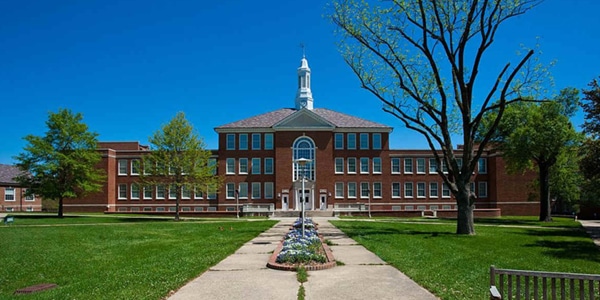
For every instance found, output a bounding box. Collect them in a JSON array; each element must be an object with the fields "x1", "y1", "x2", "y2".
[
  {"x1": 12, "y1": 215, "x2": 173, "y2": 223},
  {"x1": 523, "y1": 228, "x2": 600, "y2": 263},
  {"x1": 337, "y1": 225, "x2": 454, "y2": 239}
]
